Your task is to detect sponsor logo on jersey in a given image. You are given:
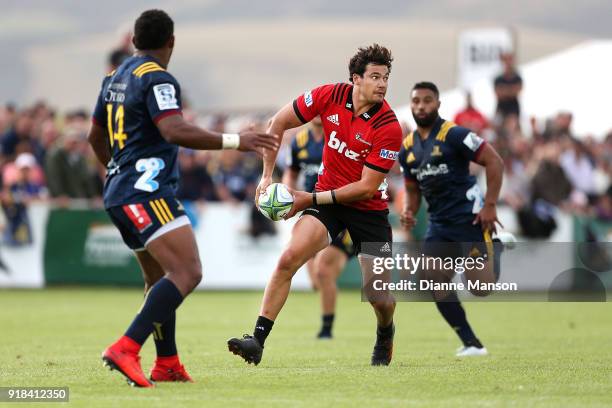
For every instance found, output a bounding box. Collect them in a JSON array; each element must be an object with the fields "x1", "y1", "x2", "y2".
[
  {"x1": 153, "y1": 83, "x2": 179, "y2": 110},
  {"x1": 463, "y1": 132, "x2": 484, "y2": 152},
  {"x1": 379, "y1": 149, "x2": 399, "y2": 160},
  {"x1": 327, "y1": 114, "x2": 339, "y2": 126},
  {"x1": 304, "y1": 91, "x2": 313, "y2": 107},
  {"x1": 355, "y1": 133, "x2": 372, "y2": 146},
  {"x1": 327, "y1": 131, "x2": 359, "y2": 161},
  {"x1": 431, "y1": 145, "x2": 443, "y2": 157},
  {"x1": 406, "y1": 152, "x2": 416, "y2": 163},
  {"x1": 411, "y1": 163, "x2": 449, "y2": 181},
  {"x1": 302, "y1": 163, "x2": 320, "y2": 176},
  {"x1": 104, "y1": 89, "x2": 125, "y2": 103}
]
